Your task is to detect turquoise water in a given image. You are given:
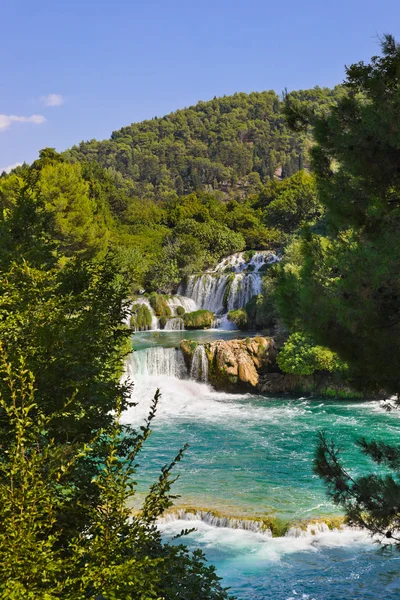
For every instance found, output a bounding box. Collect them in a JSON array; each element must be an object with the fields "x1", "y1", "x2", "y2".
[
  {"x1": 123, "y1": 347, "x2": 400, "y2": 599},
  {"x1": 131, "y1": 329, "x2": 263, "y2": 350},
  {"x1": 161, "y1": 520, "x2": 400, "y2": 599}
]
